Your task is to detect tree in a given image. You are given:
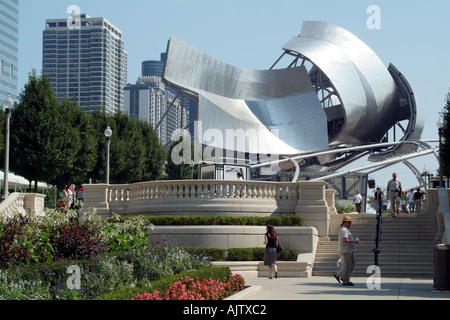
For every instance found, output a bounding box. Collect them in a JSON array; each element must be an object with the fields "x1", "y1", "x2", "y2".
[
  {"x1": 88, "y1": 109, "x2": 166, "y2": 184},
  {"x1": 440, "y1": 92, "x2": 450, "y2": 179},
  {"x1": 10, "y1": 70, "x2": 74, "y2": 191},
  {"x1": 51, "y1": 98, "x2": 98, "y2": 188},
  {"x1": 165, "y1": 137, "x2": 196, "y2": 180}
]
